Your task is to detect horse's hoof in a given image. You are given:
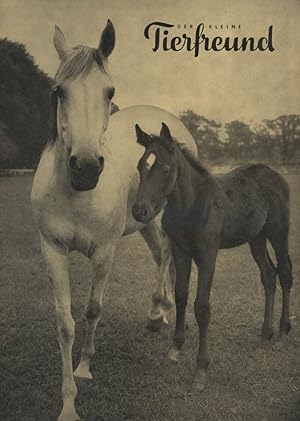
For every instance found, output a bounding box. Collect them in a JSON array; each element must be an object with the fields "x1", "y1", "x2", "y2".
[
  {"x1": 58, "y1": 409, "x2": 80, "y2": 421},
  {"x1": 192, "y1": 369, "x2": 206, "y2": 392},
  {"x1": 74, "y1": 365, "x2": 93, "y2": 380},
  {"x1": 167, "y1": 347, "x2": 180, "y2": 363},
  {"x1": 146, "y1": 317, "x2": 165, "y2": 332}
]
